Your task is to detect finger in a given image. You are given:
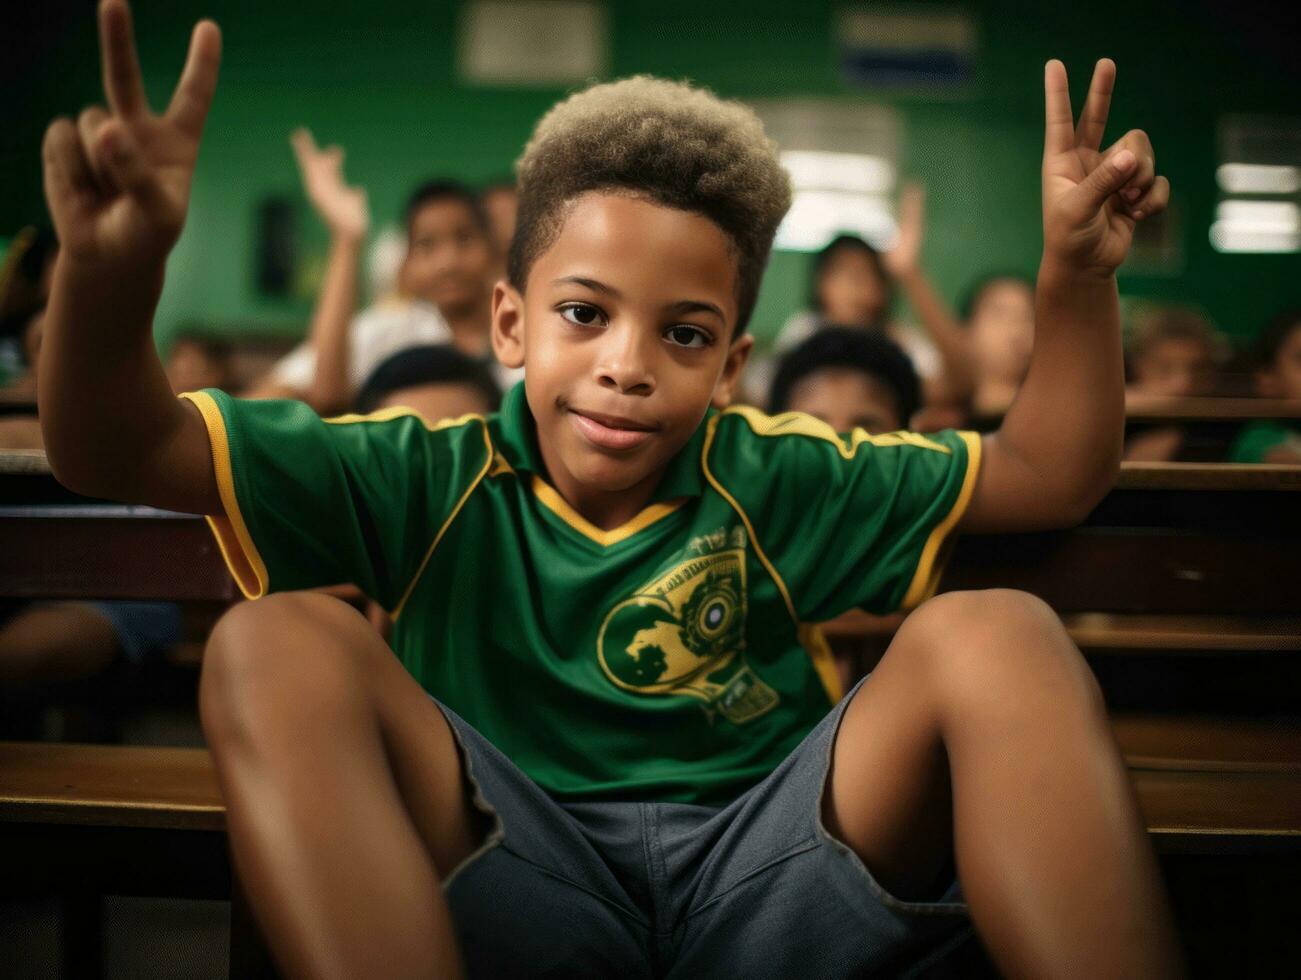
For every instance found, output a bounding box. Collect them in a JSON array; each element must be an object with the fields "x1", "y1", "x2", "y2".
[
  {"x1": 1043, "y1": 59, "x2": 1075, "y2": 157},
  {"x1": 97, "y1": 118, "x2": 170, "y2": 217},
  {"x1": 166, "y1": 19, "x2": 222, "y2": 138},
  {"x1": 1067, "y1": 147, "x2": 1137, "y2": 218},
  {"x1": 290, "y1": 127, "x2": 318, "y2": 170},
  {"x1": 1125, "y1": 175, "x2": 1170, "y2": 221},
  {"x1": 99, "y1": 0, "x2": 149, "y2": 117},
  {"x1": 43, "y1": 118, "x2": 95, "y2": 203},
  {"x1": 1114, "y1": 130, "x2": 1154, "y2": 201},
  {"x1": 1074, "y1": 58, "x2": 1115, "y2": 151},
  {"x1": 77, "y1": 106, "x2": 114, "y2": 193},
  {"x1": 899, "y1": 181, "x2": 924, "y2": 224}
]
